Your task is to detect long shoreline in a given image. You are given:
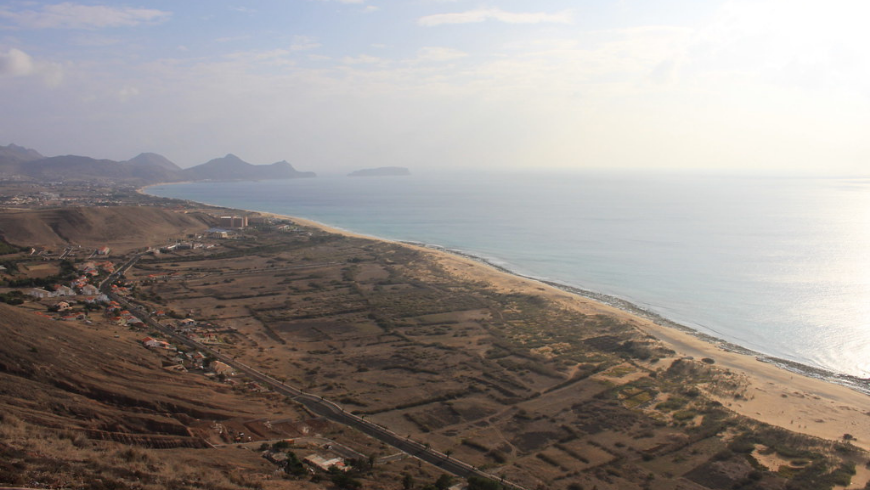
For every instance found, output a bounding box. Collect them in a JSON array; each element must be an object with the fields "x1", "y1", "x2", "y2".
[
  {"x1": 141, "y1": 182, "x2": 870, "y2": 396},
  {"x1": 280, "y1": 214, "x2": 870, "y2": 451},
  {"x1": 140, "y1": 184, "x2": 870, "y2": 450},
  {"x1": 405, "y1": 241, "x2": 870, "y2": 397}
]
